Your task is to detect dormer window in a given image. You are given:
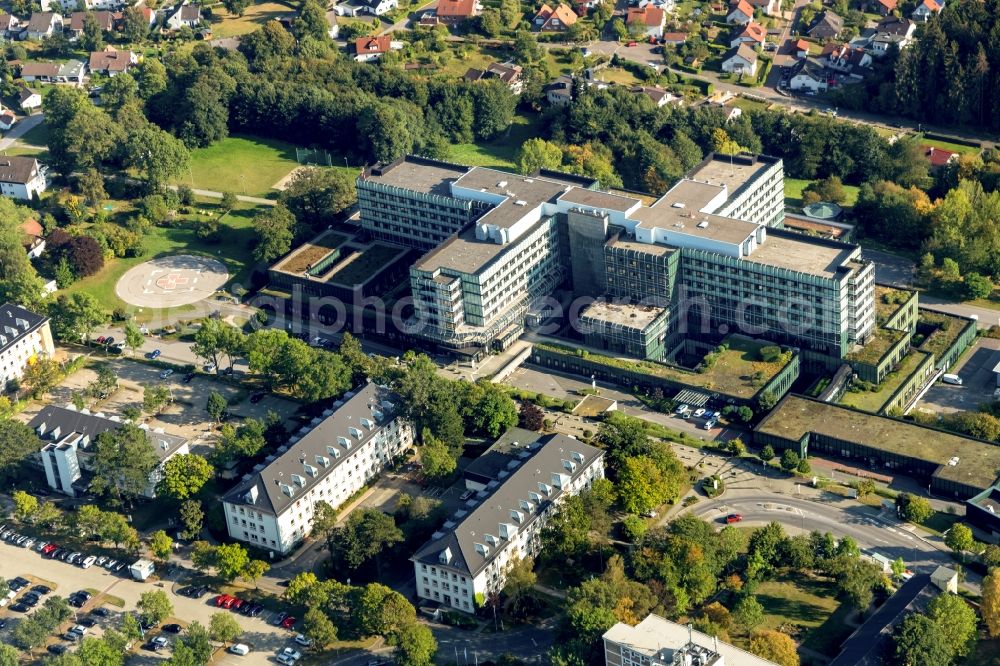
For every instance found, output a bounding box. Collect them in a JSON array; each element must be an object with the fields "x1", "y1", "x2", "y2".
[{"x1": 439, "y1": 547, "x2": 452, "y2": 564}]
